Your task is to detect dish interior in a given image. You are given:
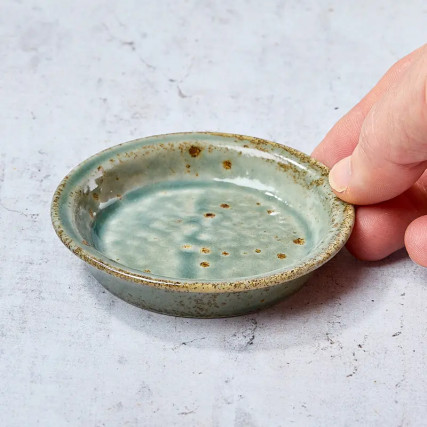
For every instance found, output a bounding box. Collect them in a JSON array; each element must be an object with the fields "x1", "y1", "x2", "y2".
[
  {"x1": 92, "y1": 180, "x2": 312, "y2": 280},
  {"x1": 64, "y1": 135, "x2": 338, "y2": 281}
]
